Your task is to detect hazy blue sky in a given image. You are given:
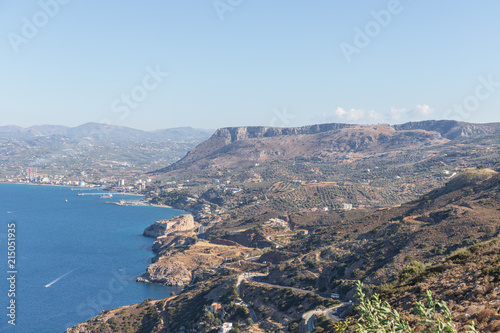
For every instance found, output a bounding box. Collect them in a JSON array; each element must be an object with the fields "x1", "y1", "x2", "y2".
[{"x1": 1, "y1": 1, "x2": 499, "y2": 130}]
